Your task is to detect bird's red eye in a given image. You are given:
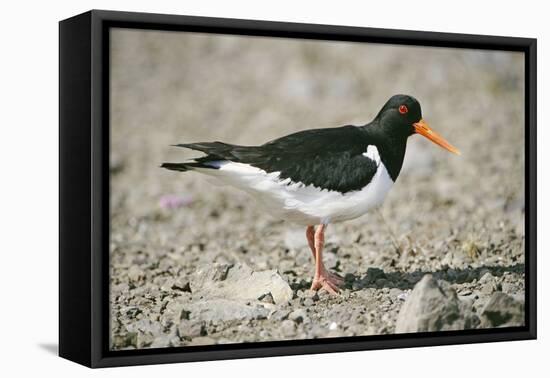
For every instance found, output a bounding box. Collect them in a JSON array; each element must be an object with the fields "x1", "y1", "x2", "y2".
[{"x1": 399, "y1": 105, "x2": 408, "y2": 114}]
